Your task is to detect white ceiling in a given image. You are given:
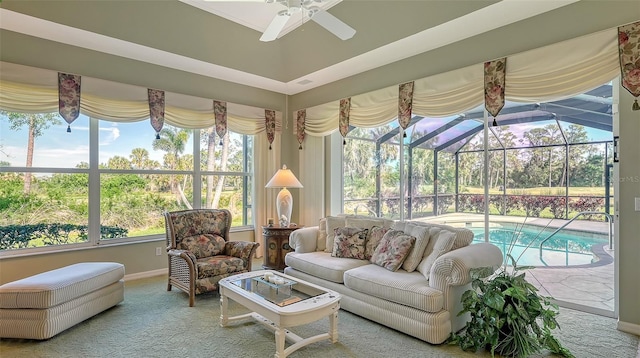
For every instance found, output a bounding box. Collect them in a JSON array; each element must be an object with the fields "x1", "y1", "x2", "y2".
[
  {"x1": 179, "y1": 0, "x2": 344, "y2": 38},
  {"x1": 0, "y1": 0, "x2": 579, "y2": 95}
]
